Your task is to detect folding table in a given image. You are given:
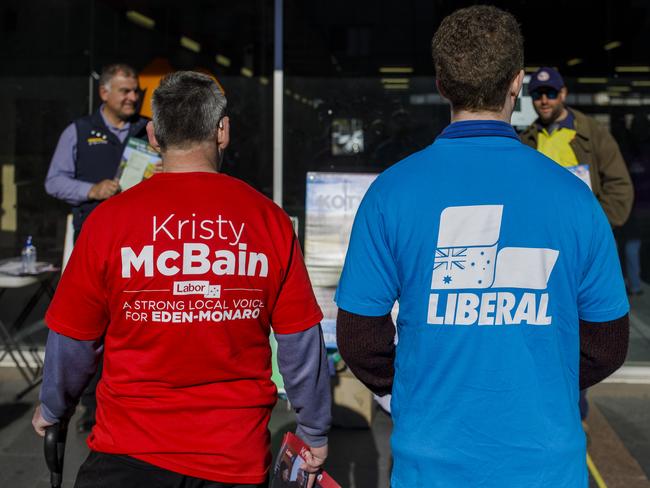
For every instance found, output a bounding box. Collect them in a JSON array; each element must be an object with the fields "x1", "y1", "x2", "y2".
[{"x1": 0, "y1": 262, "x2": 57, "y2": 399}]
